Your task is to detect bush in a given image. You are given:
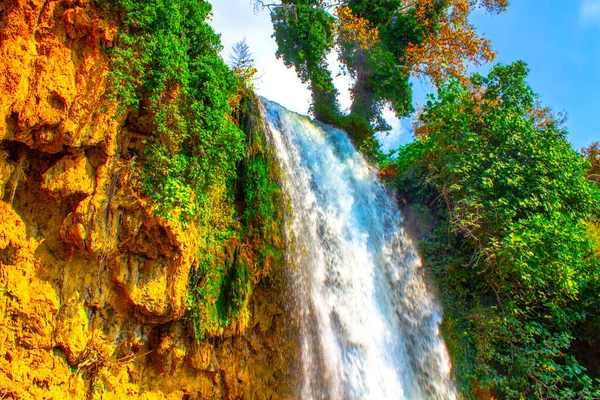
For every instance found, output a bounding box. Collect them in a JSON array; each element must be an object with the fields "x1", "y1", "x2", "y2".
[
  {"x1": 101, "y1": 0, "x2": 245, "y2": 221},
  {"x1": 390, "y1": 62, "x2": 600, "y2": 399}
]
